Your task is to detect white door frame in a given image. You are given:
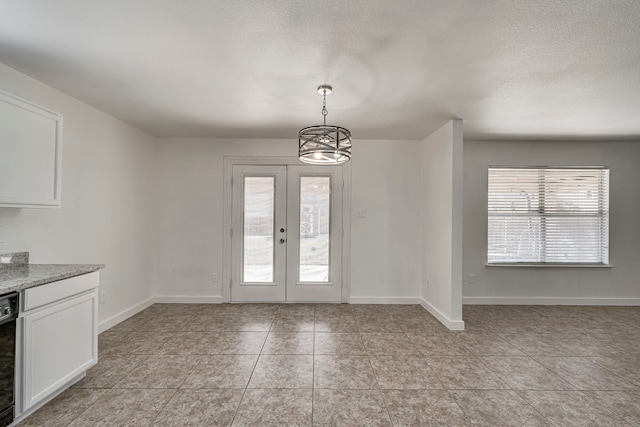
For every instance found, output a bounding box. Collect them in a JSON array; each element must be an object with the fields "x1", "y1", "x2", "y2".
[{"x1": 222, "y1": 156, "x2": 351, "y2": 303}]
